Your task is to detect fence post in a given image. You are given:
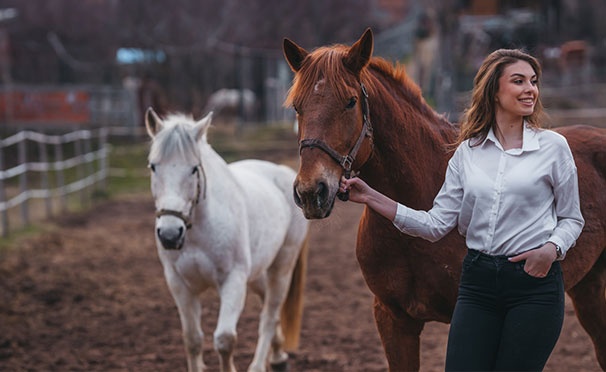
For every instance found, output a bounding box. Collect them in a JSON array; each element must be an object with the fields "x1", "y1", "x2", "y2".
[
  {"x1": 83, "y1": 131, "x2": 93, "y2": 205},
  {"x1": 98, "y1": 128, "x2": 108, "y2": 191},
  {"x1": 38, "y1": 140, "x2": 52, "y2": 218},
  {"x1": 54, "y1": 141, "x2": 66, "y2": 212},
  {"x1": 74, "y1": 134, "x2": 85, "y2": 207},
  {"x1": 0, "y1": 143, "x2": 8, "y2": 237},
  {"x1": 18, "y1": 138, "x2": 28, "y2": 227}
]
